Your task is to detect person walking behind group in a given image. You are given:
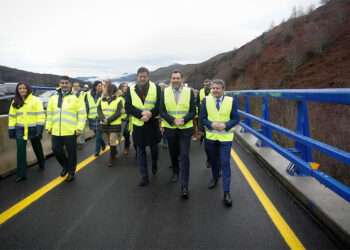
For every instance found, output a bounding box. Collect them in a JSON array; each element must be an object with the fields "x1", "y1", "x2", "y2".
[
  {"x1": 8, "y1": 82, "x2": 46, "y2": 182},
  {"x1": 125, "y1": 67, "x2": 161, "y2": 187},
  {"x1": 85, "y1": 80, "x2": 106, "y2": 156},
  {"x1": 198, "y1": 79, "x2": 212, "y2": 168},
  {"x1": 119, "y1": 82, "x2": 132, "y2": 155},
  {"x1": 46, "y1": 76, "x2": 87, "y2": 182},
  {"x1": 160, "y1": 70, "x2": 196, "y2": 199},
  {"x1": 98, "y1": 82, "x2": 123, "y2": 167},
  {"x1": 72, "y1": 82, "x2": 87, "y2": 149},
  {"x1": 200, "y1": 79, "x2": 239, "y2": 207}
]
